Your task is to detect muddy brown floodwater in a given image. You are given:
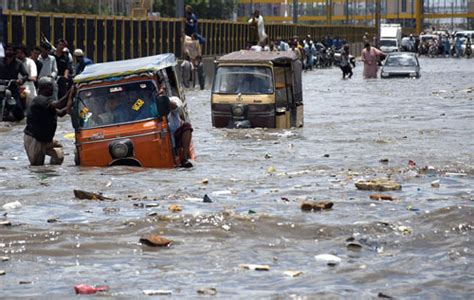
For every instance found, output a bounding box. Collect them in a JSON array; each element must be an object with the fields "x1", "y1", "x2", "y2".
[{"x1": 0, "y1": 57, "x2": 473, "y2": 298}]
